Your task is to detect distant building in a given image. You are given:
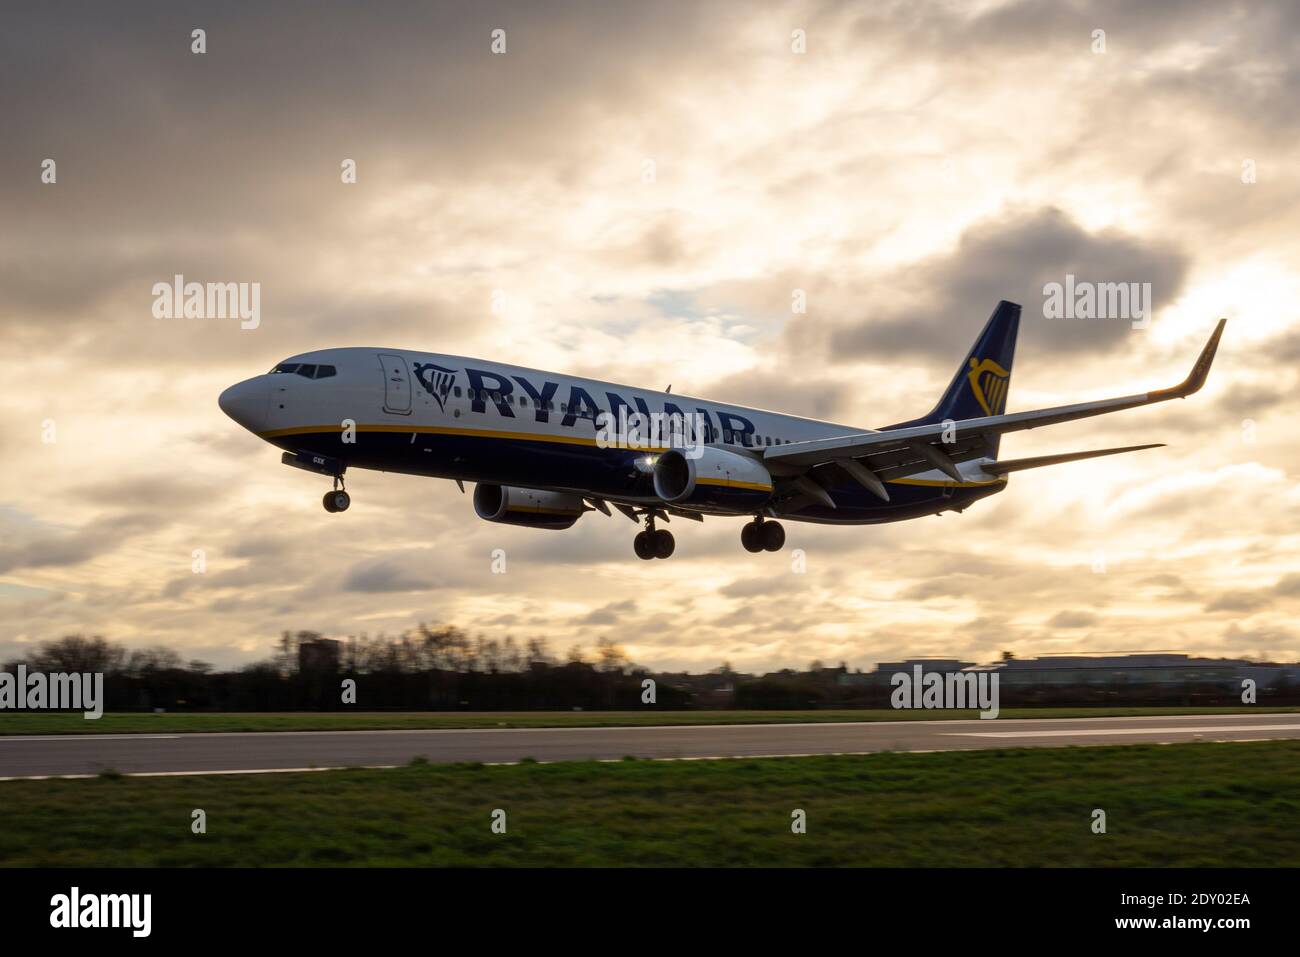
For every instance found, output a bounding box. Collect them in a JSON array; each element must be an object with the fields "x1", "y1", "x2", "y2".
[
  {"x1": 851, "y1": 659, "x2": 978, "y2": 687},
  {"x1": 875, "y1": 659, "x2": 976, "y2": 675},
  {"x1": 960, "y1": 653, "x2": 1300, "y2": 691},
  {"x1": 298, "y1": 639, "x2": 341, "y2": 673}
]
